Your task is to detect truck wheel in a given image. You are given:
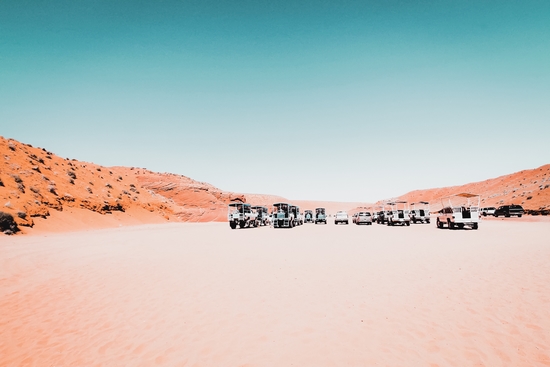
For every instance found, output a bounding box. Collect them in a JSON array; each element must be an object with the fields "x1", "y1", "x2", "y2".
[
  {"x1": 406, "y1": 221, "x2": 410, "y2": 226},
  {"x1": 472, "y1": 223, "x2": 478, "y2": 230},
  {"x1": 230, "y1": 222, "x2": 237, "y2": 229},
  {"x1": 239, "y1": 221, "x2": 246, "y2": 229},
  {"x1": 448, "y1": 220, "x2": 454, "y2": 229},
  {"x1": 436, "y1": 219, "x2": 442, "y2": 228},
  {"x1": 518, "y1": 214, "x2": 522, "y2": 218}
]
